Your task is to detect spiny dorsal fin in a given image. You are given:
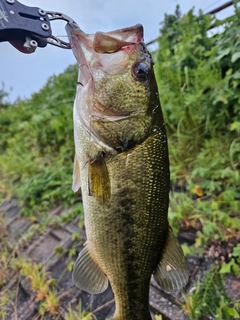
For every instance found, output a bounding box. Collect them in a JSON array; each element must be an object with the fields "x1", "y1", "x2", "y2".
[
  {"x1": 72, "y1": 155, "x2": 81, "y2": 192},
  {"x1": 88, "y1": 153, "x2": 111, "y2": 204},
  {"x1": 72, "y1": 244, "x2": 108, "y2": 293},
  {"x1": 153, "y1": 225, "x2": 189, "y2": 292}
]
